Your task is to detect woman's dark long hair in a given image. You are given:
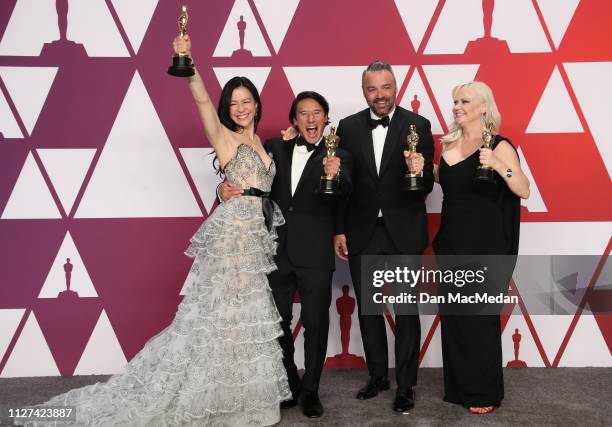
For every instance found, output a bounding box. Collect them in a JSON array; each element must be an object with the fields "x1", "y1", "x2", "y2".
[
  {"x1": 218, "y1": 76, "x2": 262, "y2": 131},
  {"x1": 212, "y1": 76, "x2": 262, "y2": 173}
]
